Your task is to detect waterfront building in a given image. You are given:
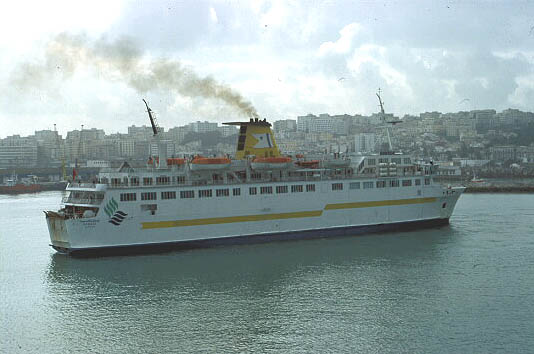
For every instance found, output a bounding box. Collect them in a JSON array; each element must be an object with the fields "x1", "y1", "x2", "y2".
[
  {"x1": 188, "y1": 121, "x2": 218, "y2": 133},
  {"x1": 273, "y1": 119, "x2": 297, "y2": 133},
  {"x1": 0, "y1": 135, "x2": 38, "y2": 168}
]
